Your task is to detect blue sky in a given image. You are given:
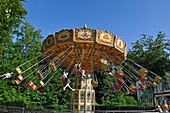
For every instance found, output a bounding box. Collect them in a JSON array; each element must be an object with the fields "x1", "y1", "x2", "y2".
[{"x1": 23, "y1": 0, "x2": 170, "y2": 51}]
